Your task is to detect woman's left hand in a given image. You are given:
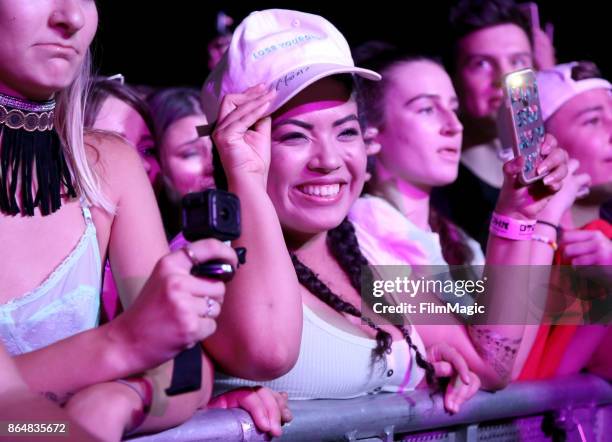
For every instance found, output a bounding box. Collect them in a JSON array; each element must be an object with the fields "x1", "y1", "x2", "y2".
[
  {"x1": 495, "y1": 134, "x2": 569, "y2": 220},
  {"x1": 427, "y1": 343, "x2": 481, "y2": 414},
  {"x1": 207, "y1": 386, "x2": 292, "y2": 437},
  {"x1": 64, "y1": 381, "x2": 142, "y2": 442}
]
